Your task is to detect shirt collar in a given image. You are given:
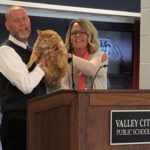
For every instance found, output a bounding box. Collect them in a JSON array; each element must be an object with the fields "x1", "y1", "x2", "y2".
[{"x1": 9, "y1": 35, "x2": 28, "y2": 50}]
